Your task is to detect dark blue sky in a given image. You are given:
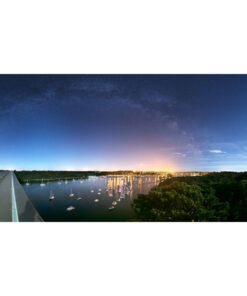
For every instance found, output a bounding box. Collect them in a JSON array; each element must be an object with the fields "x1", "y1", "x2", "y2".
[{"x1": 0, "y1": 75, "x2": 247, "y2": 171}]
